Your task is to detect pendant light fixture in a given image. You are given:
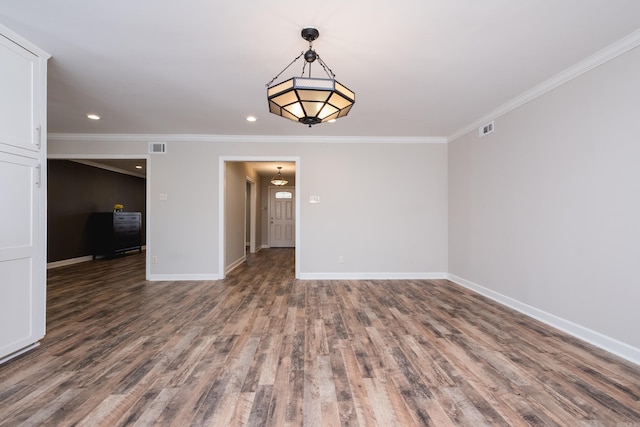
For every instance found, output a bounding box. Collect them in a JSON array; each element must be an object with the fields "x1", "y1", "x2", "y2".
[
  {"x1": 266, "y1": 27, "x2": 355, "y2": 127},
  {"x1": 270, "y1": 166, "x2": 288, "y2": 186}
]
